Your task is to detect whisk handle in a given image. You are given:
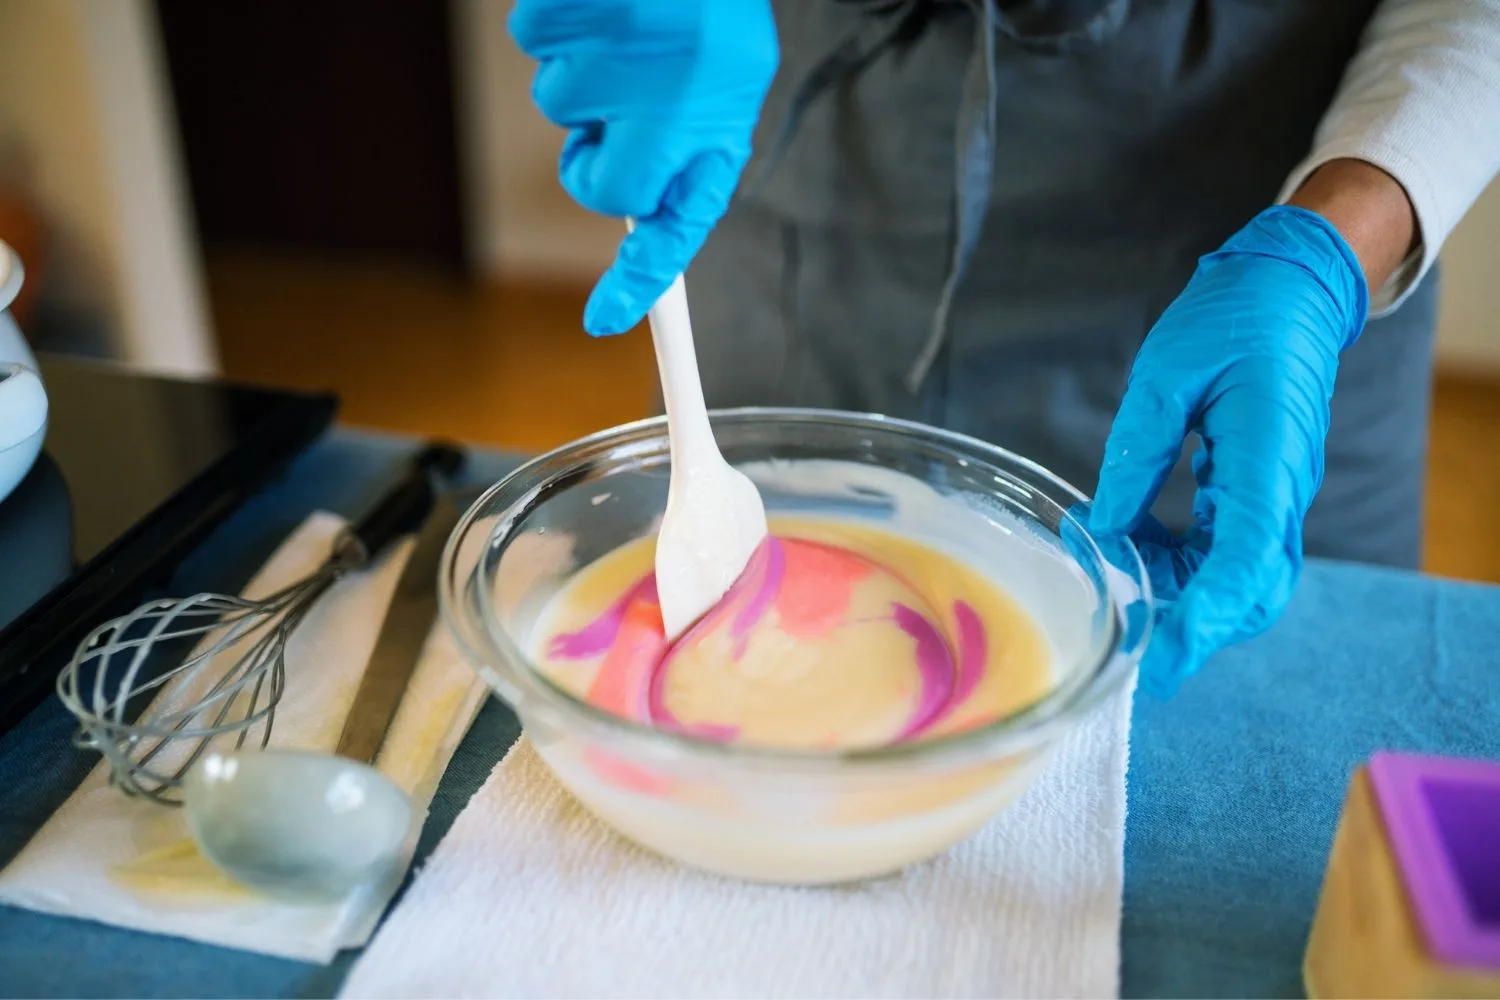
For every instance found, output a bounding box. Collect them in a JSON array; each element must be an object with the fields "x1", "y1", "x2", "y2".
[{"x1": 349, "y1": 443, "x2": 467, "y2": 558}]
